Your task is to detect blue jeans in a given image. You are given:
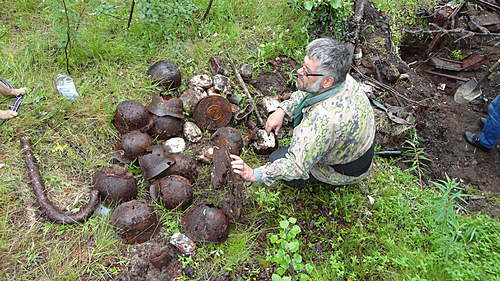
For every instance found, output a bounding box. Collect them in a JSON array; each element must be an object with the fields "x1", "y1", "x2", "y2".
[{"x1": 480, "y1": 95, "x2": 500, "y2": 149}]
